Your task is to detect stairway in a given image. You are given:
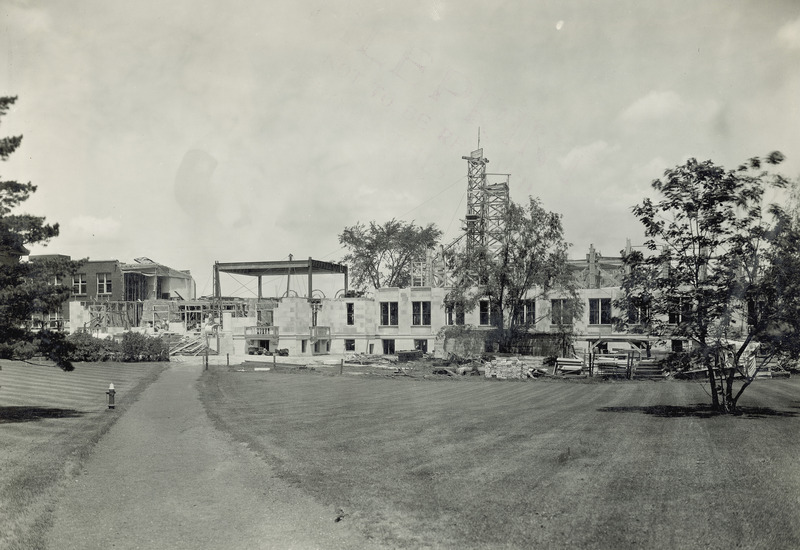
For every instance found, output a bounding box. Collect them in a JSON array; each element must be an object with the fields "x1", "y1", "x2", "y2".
[
  {"x1": 634, "y1": 359, "x2": 664, "y2": 380},
  {"x1": 162, "y1": 333, "x2": 215, "y2": 356}
]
